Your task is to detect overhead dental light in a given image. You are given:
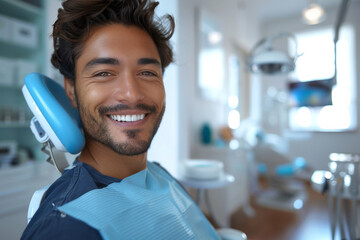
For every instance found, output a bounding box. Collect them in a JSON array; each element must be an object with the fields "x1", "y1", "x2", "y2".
[
  {"x1": 248, "y1": 32, "x2": 299, "y2": 75},
  {"x1": 302, "y1": 0, "x2": 326, "y2": 25}
]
